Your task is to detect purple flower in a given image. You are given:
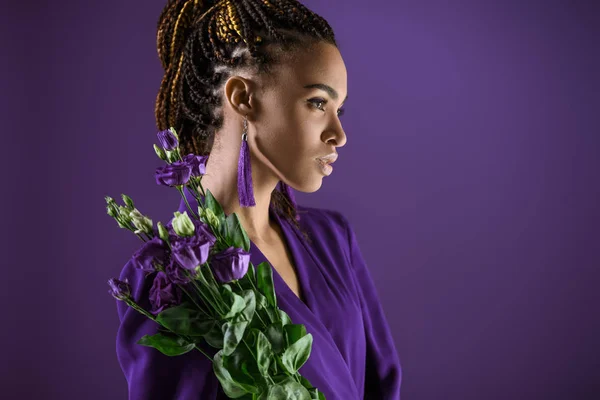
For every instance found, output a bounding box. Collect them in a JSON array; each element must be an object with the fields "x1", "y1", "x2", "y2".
[
  {"x1": 108, "y1": 278, "x2": 131, "y2": 301},
  {"x1": 164, "y1": 256, "x2": 194, "y2": 285},
  {"x1": 131, "y1": 237, "x2": 169, "y2": 272},
  {"x1": 163, "y1": 216, "x2": 216, "y2": 271},
  {"x1": 149, "y1": 271, "x2": 182, "y2": 315},
  {"x1": 171, "y1": 234, "x2": 213, "y2": 271},
  {"x1": 157, "y1": 128, "x2": 179, "y2": 151},
  {"x1": 182, "y1": 154, "x2": 208, "y2": 177},
  {"x1": 210, "y1": 246, "x2": 250, "y2": 283},
  {"x1": 155, "y1": 161, "x2": 192, "y2": 187}
]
